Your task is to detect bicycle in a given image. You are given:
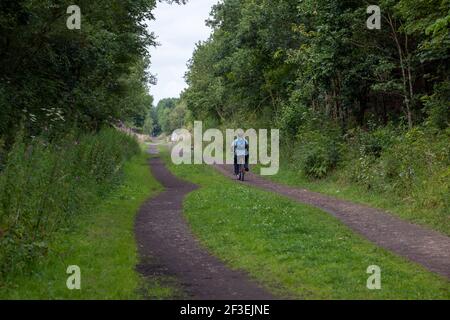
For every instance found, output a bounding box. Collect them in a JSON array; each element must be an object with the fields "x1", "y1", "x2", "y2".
[{"x1": 237, "y1": 155, "x2": 246, "y2": 181}]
